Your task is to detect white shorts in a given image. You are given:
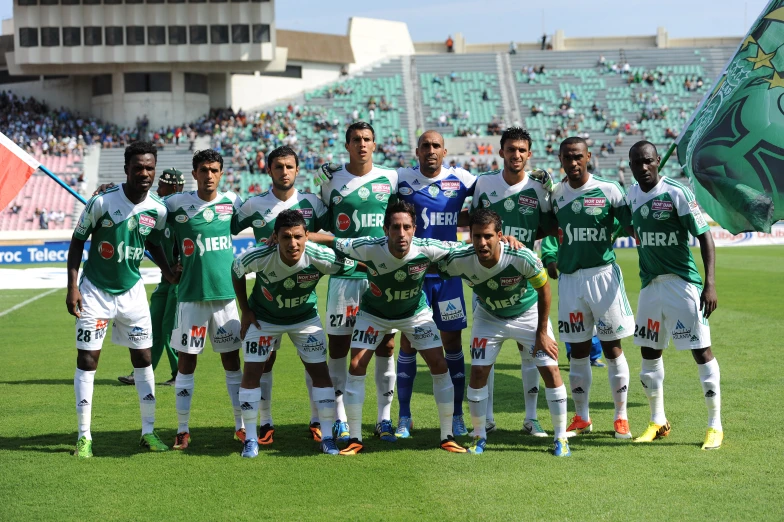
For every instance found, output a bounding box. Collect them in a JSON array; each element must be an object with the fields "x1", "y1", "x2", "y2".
[
  {"x1": 243, "y1": 316, "x2": 327, "y2": 364},
  {"x1": 352, "y1": 309, "x2": 441, "y2": 351},
  {"x1": 75, "y1": 277, "x2": 152, "y2": 350},
  {"x1": 326, "y1": 277, "x2": 367, "y2": 335},
  {"x1": 634, "y1": 275, "x2": 711, "y2": 350},
  {"x1": 171, "y1": 299, "x2": 242, "y2": 354},
  {"x1": 557, "y1": 263, "x2": 635, "y2": 343},
  {"x1": 470, "y1": 305, "x2": 557, "y2": 367}
]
